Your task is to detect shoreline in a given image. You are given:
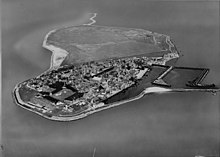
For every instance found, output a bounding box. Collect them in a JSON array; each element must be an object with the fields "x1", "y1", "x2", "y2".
[
  {"x1": 13, "y1": 82, "x2": 219, "y2": 121},
  {"x1": 42, "y1": 29, "x2": 69, "y2": 69},
  {"x1": 42, "y1": 24, "x2": 180, "y2": 69},
  {"x1": 13, "y1": 25, "x2": 181, "y2": 121},
  {"x1": 12, "y1": 24, "x2": 201, "y2": 121}
]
